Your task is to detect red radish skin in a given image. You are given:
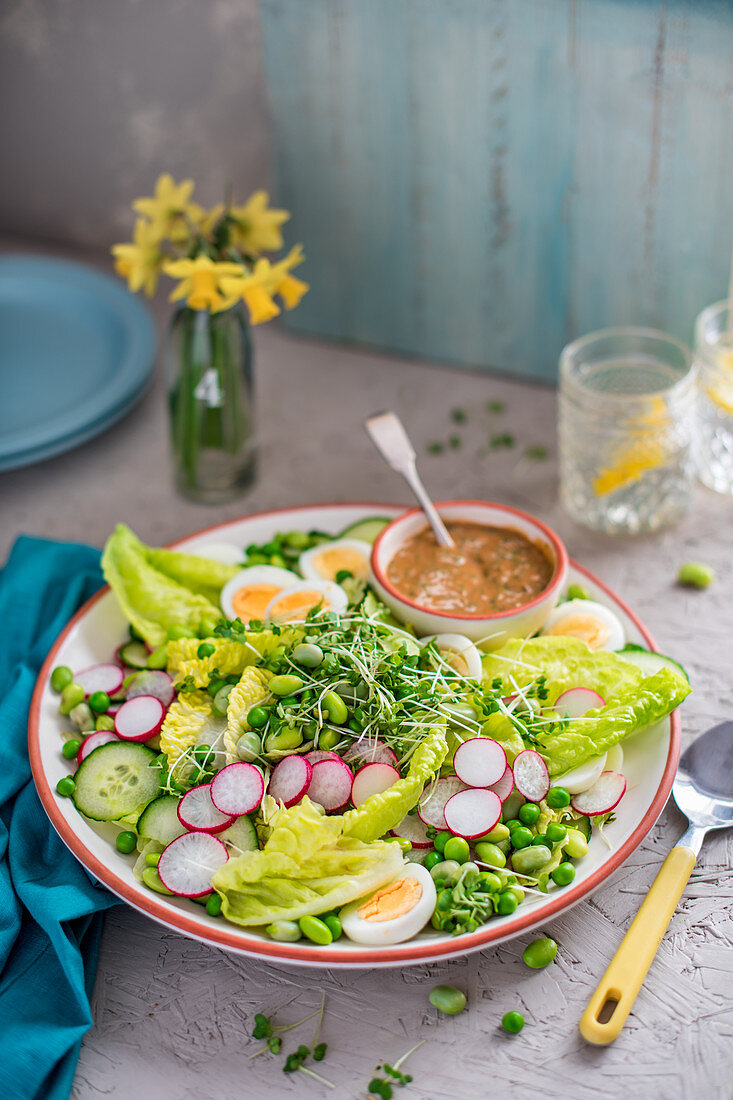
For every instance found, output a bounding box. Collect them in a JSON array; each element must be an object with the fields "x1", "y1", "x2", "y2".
[
  {"x1": 114, "y1": 695, "x2": 165, "y2": 742},
  {"x1": 489, "y1": 764, "x2": 515, "y2": 802},
  {"x1": 211, "y1": 762, "x2": 265, "y2": 816},
  {"x1": 512, "y1": 749, "x2": 550, "y2": 802},
  {"x1": 351, "y1": 762, "x2": 400, "y2": 808},
  {"x1": 307, "y1": 758, "x2": 354, "y2": 812},
  {"x1": 126, "y1": 670, "x2": 175, "y2": 708},
  {"x1": 390, "y1": 813, "x2": 432, "y2": 848},
  {"x1": 343, "y1": 740, "x2": 399, "y2": 769},
  {"x1": 555, "y1": 688, "x2": 606, "y2": 719},
  {"x1": 75, "y1": 729, "x2": 118, "y2": 764},
  {"x1": 177, "y1": 784, "x2": 236, "y2": 834},
  {"x1": 304, "y1": 750, "x2": 341, "y2": 766},
  {"x1": 268, "y1": 756, "x2": 313, "y2": 808},
  {"x1": 417, "y1": 776, "x2": 468, "y2": 829},
  {"x1": 453, "y1": 738, "x2": 507, "y2": 788},
  {"x1": 571, "y1": 771, "x2": 627, "y2": 816},
  {"x1": 157, "y1": 832, "x2": 229, "y2": 897},
  {"x1": 75, "y1": 664, "x2": 124, "y2": 699},
  {"x1": 444, "y1": 788, "x2": 502, "y2": 840}
]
